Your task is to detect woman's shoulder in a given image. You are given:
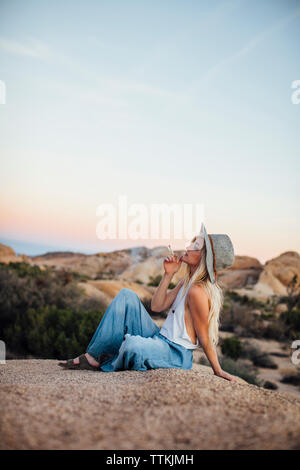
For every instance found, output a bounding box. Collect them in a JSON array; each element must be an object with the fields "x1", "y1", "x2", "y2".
[{"x1": 187, "y1": 283, "x2": 210, "y2": 309}]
